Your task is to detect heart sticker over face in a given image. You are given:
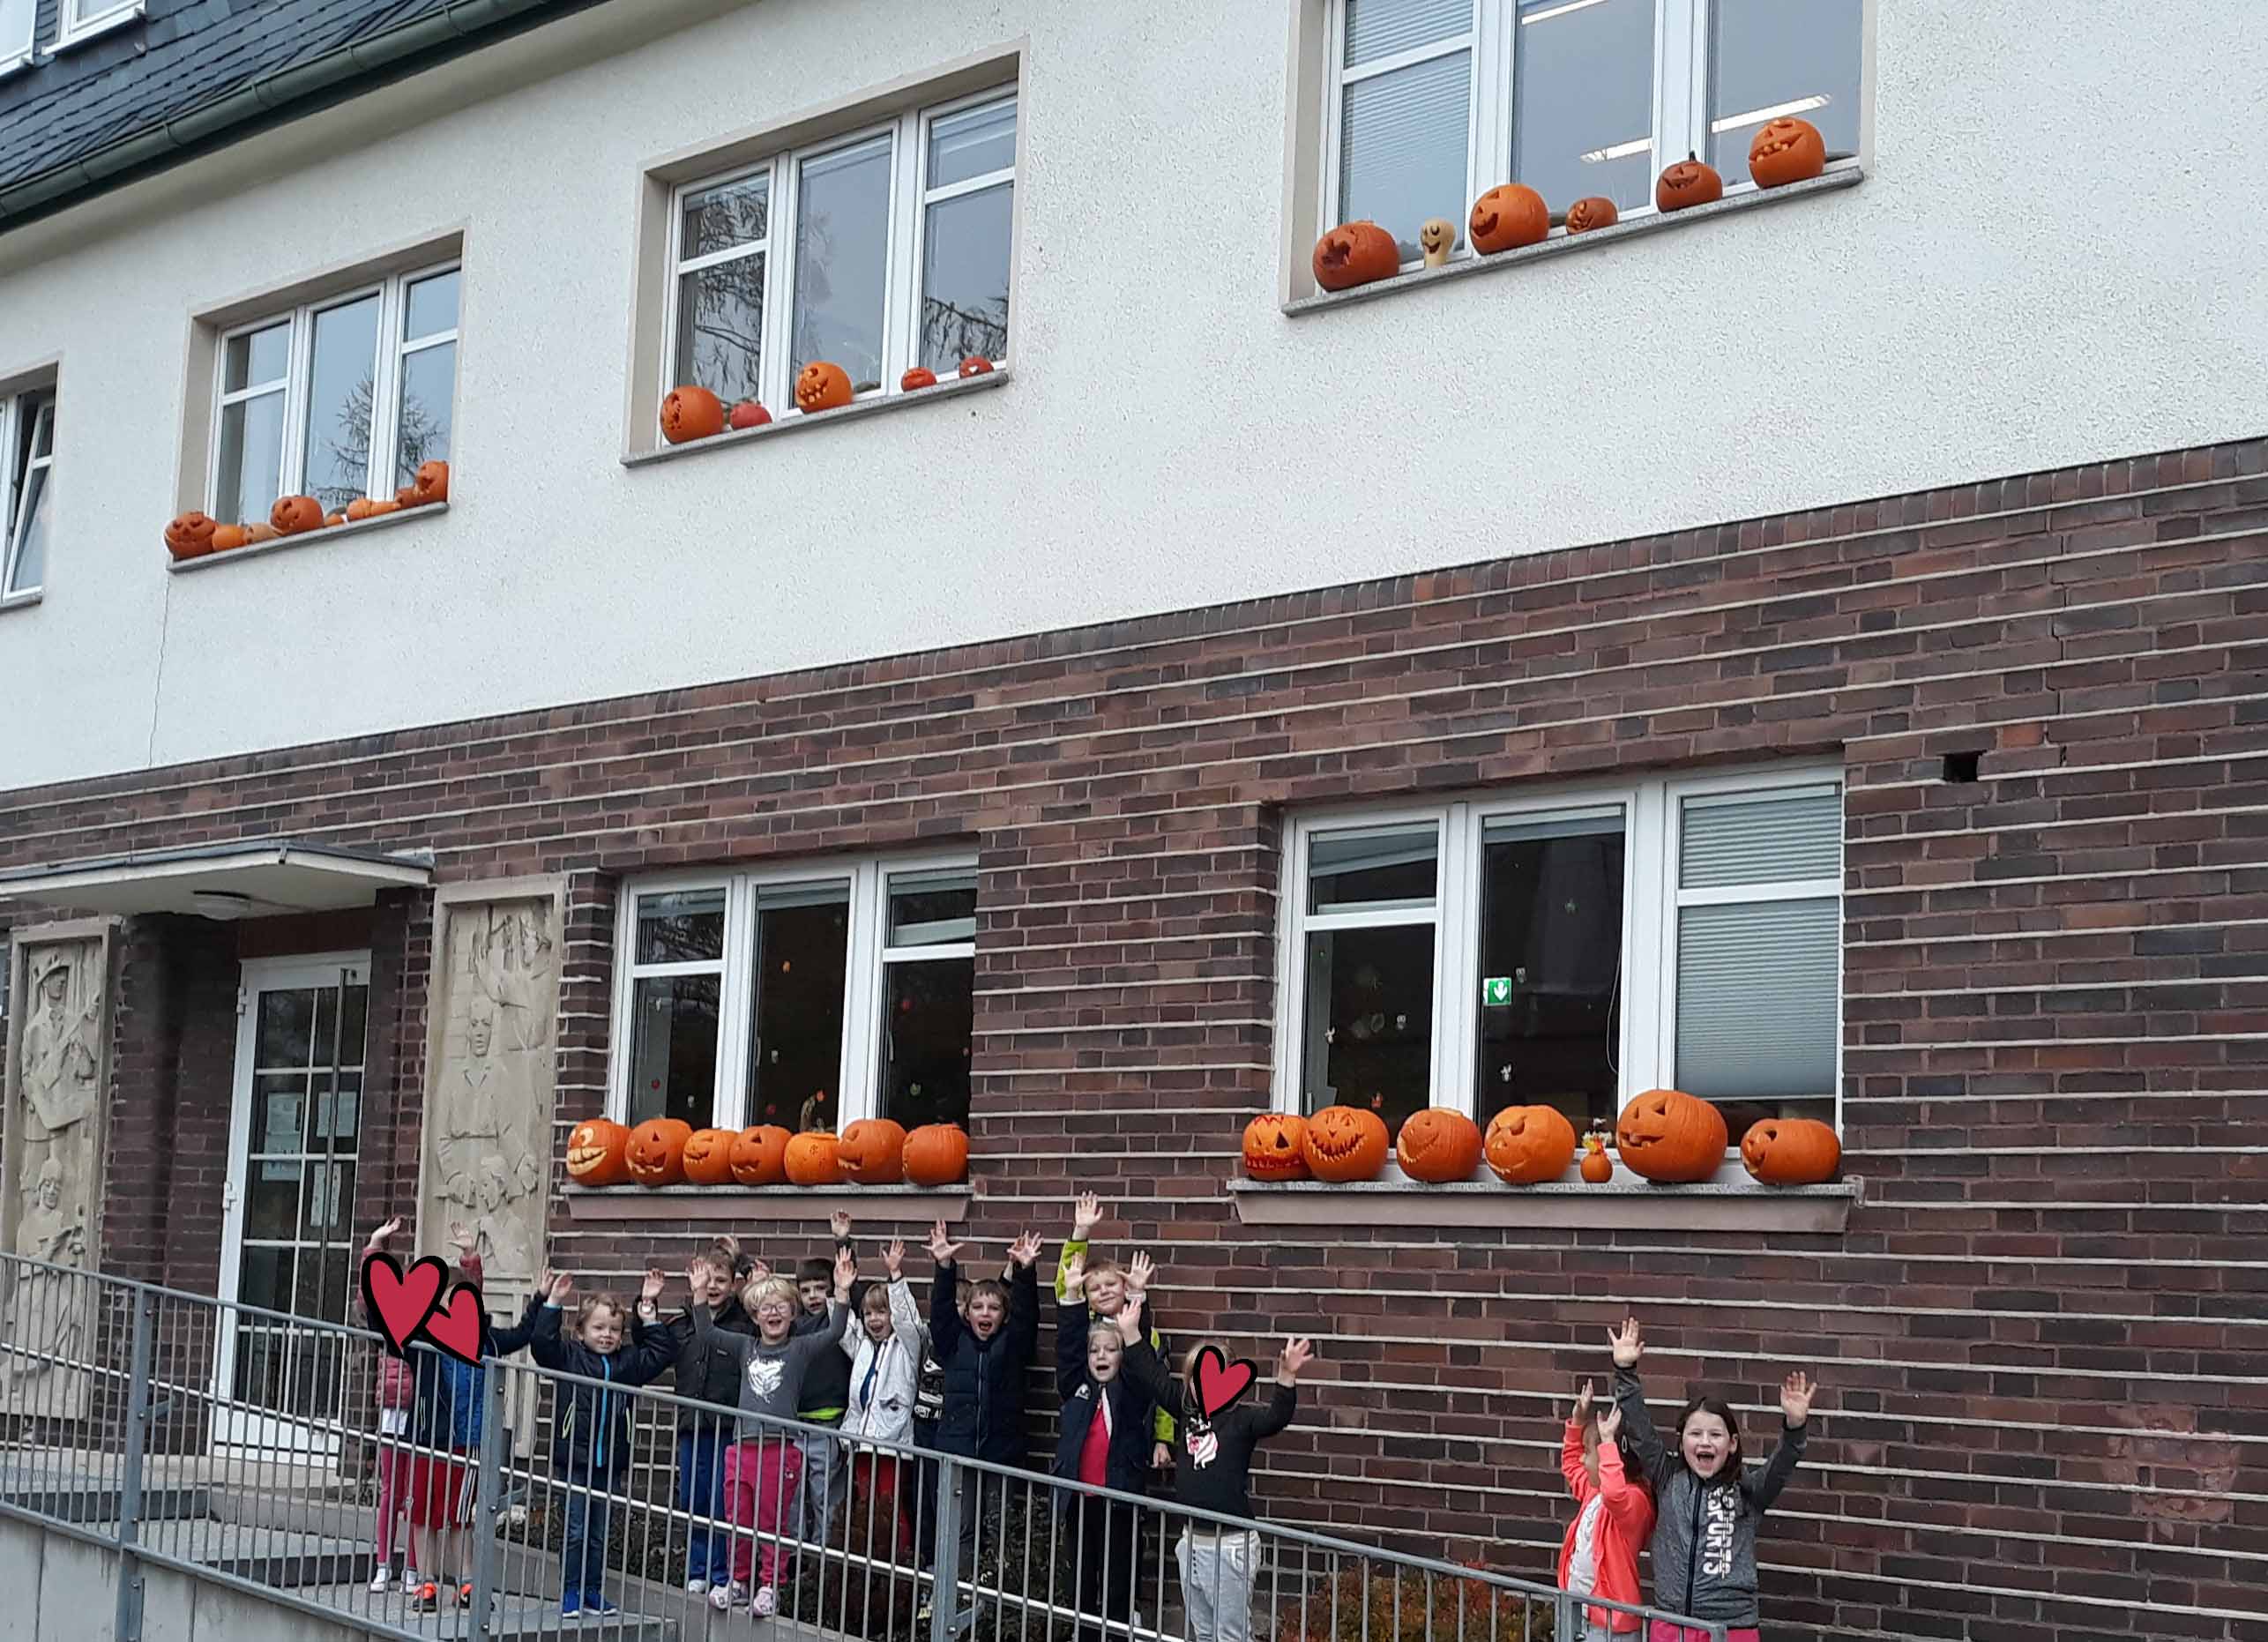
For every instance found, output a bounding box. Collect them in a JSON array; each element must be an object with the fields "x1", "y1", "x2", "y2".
[
  {"x1": 360, "y1": 1253, "x2": 446, "y2": 1357},
  {"x1": 422, "y1": 1284, "x2": 485, "y2": 1365},
  {"x1": 1192, "y1": 1345, "x2": 1257, "y2": 1420}
]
